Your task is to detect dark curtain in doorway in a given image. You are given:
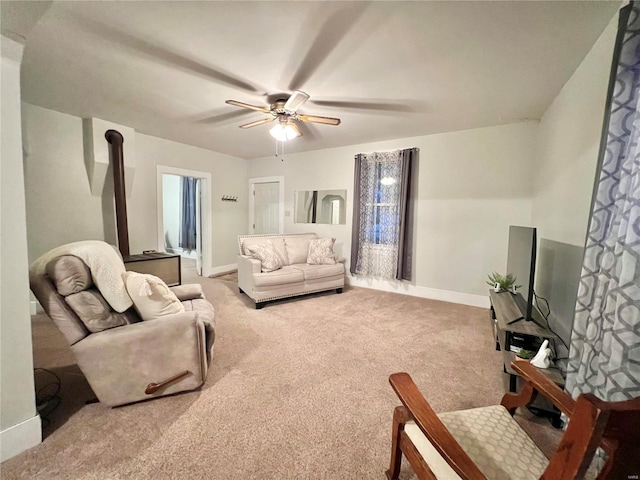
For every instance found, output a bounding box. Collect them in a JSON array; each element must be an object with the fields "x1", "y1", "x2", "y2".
[{"x1": 180, "y1": 176, "x2": 198, "y2": 251}]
